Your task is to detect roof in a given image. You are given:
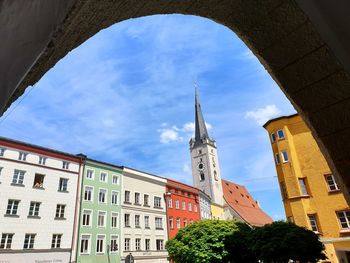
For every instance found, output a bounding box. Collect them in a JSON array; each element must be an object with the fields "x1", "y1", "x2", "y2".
[
  {"x1": 86, "y1": 158, "x2": 123, "y2": 170},
  {"x1": 167, "y1": 178, "x2": 199, "y2": 194},
  {"x1": 262, "y1": 113, "x2": 298, "y2": 128},
  {"x1": 222, "y1": 179, "x2": 273, "y2": 226}
]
